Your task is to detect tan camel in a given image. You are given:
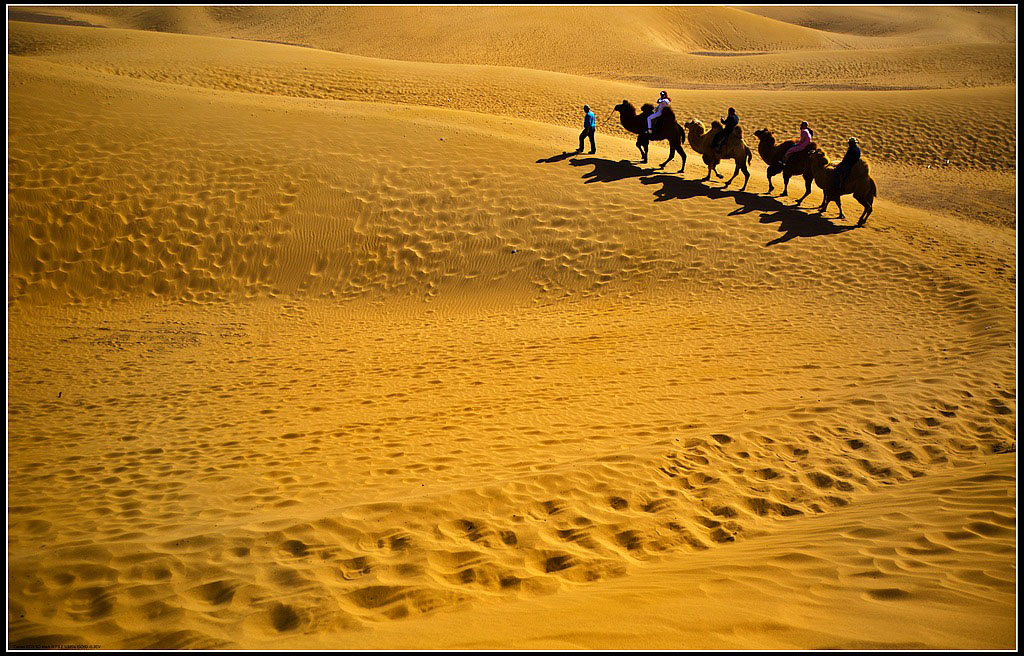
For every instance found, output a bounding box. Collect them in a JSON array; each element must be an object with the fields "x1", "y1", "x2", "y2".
[
  {"x1": 612, "y1": 100, "x2": 686, "y2": 173},
  {"x1": 683, "y1": 119, "x2": 752, "y2": 190},
  {"x1": 806, "y1": 147, "x2": 877, "y2": 226},
  {"x1": 752, "y1": 128, "x2": 814, "y2": 204}
]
